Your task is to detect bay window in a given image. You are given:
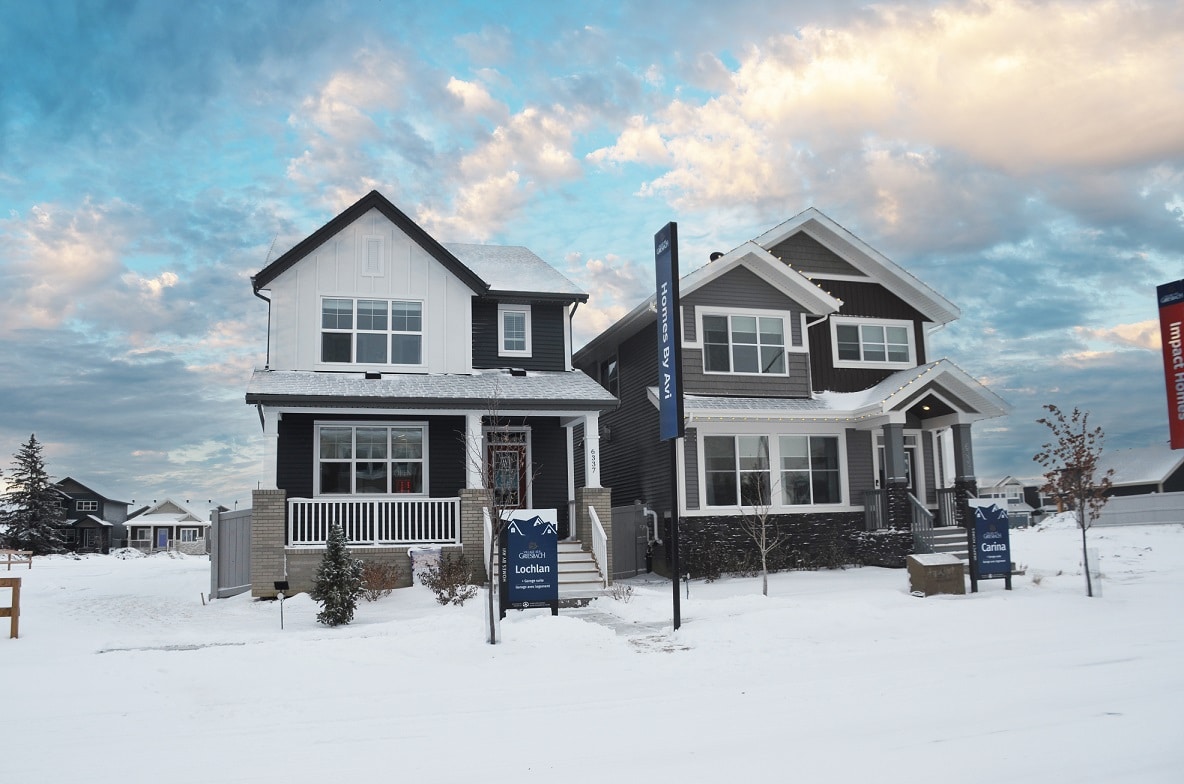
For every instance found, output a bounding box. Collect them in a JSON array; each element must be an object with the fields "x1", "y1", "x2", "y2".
[{"x1": 317, "y1": 424, "x2": 426, "y2": 495}]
